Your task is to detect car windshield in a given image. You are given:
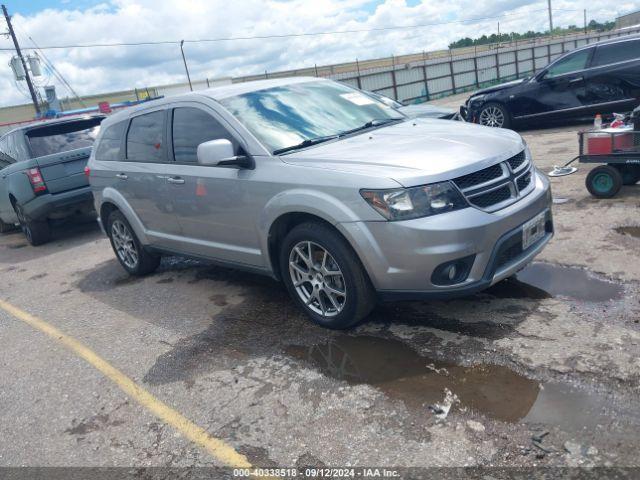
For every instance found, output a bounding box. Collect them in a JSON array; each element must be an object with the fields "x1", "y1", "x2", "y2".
[
  {"x1": 26, "y1": 117, "x2": 102, "y2": 158},
  {"x1": 219, "y1": 81, "x2": 404, "y2": 153}
]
